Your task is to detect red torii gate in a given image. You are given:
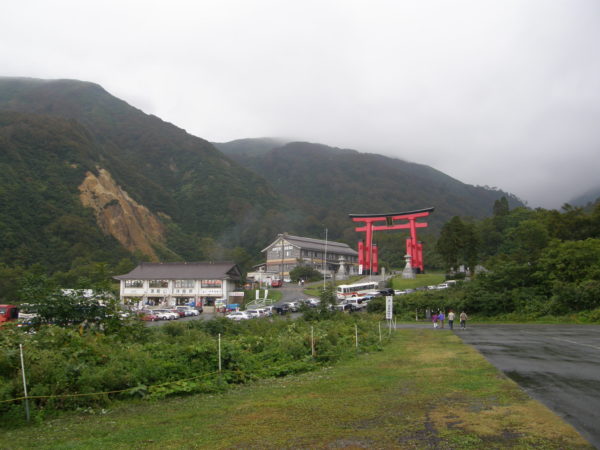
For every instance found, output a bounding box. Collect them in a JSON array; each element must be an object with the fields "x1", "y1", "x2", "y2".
[{"x1": 349, "y1": 207, "x2": 434, "y2": 274}]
